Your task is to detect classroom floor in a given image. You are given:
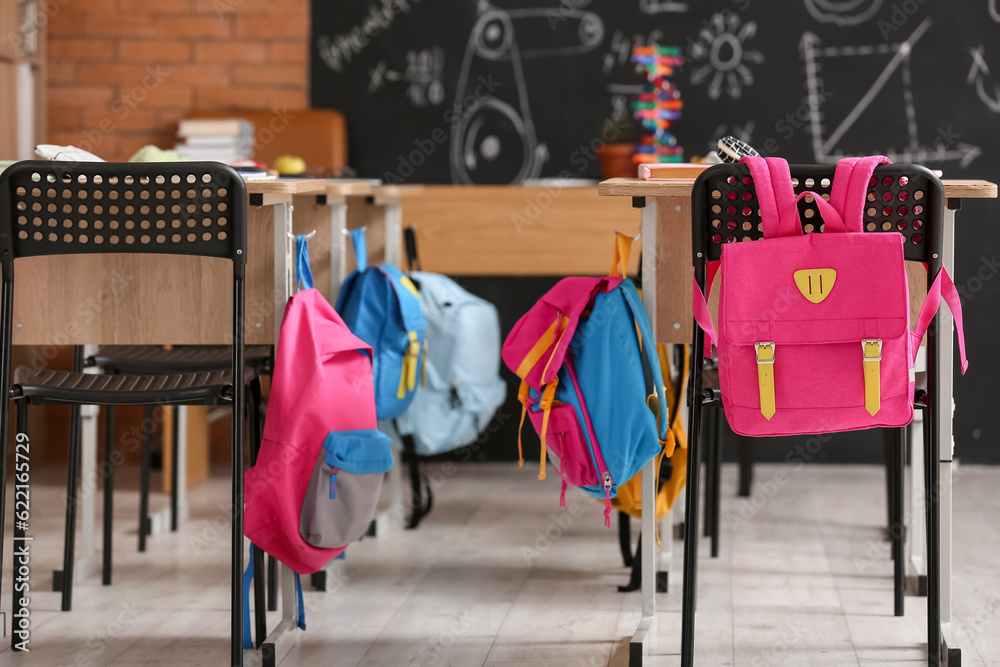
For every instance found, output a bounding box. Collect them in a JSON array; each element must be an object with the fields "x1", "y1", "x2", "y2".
[{"x1": 1, "y1": 462, "x2": 999, "y2": 666}]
